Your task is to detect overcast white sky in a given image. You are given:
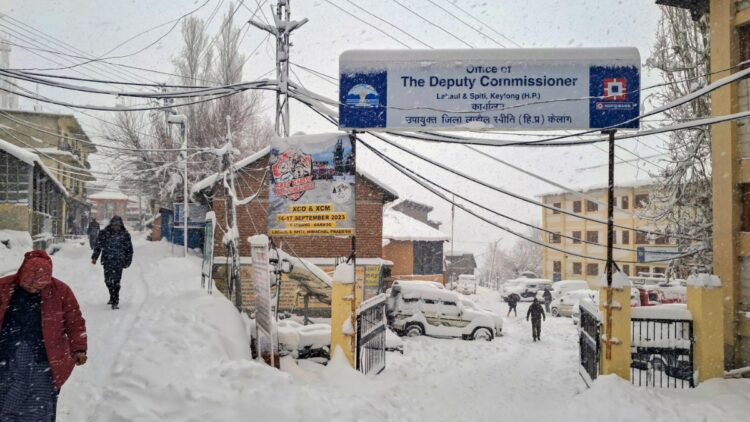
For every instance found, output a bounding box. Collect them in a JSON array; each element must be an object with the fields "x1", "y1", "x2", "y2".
[{"x1": 0, "y1": 0, "x2": 668, "y2": 264}]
